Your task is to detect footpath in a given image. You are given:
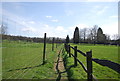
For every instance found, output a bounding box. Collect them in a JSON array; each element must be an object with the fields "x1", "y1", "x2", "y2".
[{"x1": 54, "y1": 48, "x2": 68, "y2": 81}]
